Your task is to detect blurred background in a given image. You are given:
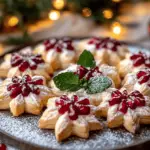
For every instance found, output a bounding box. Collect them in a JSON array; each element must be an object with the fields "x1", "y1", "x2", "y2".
[{"x1": 0, "y1": 0, "x2": 150, "y2": 54}]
